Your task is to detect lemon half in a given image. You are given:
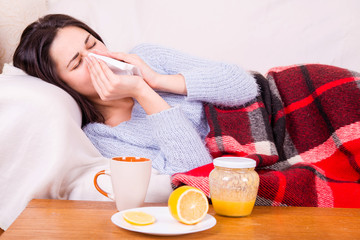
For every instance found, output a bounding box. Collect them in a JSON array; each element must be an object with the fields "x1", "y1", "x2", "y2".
[{"x1": 168, "y1": 186, "x2": 209, "y2": 225}]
